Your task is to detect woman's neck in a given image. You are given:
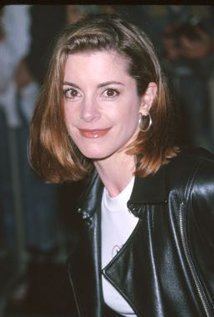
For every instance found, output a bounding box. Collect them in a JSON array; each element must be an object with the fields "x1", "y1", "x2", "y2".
[{"x1": 94, "y1": 152, "x2": 136, "y2": 198}]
